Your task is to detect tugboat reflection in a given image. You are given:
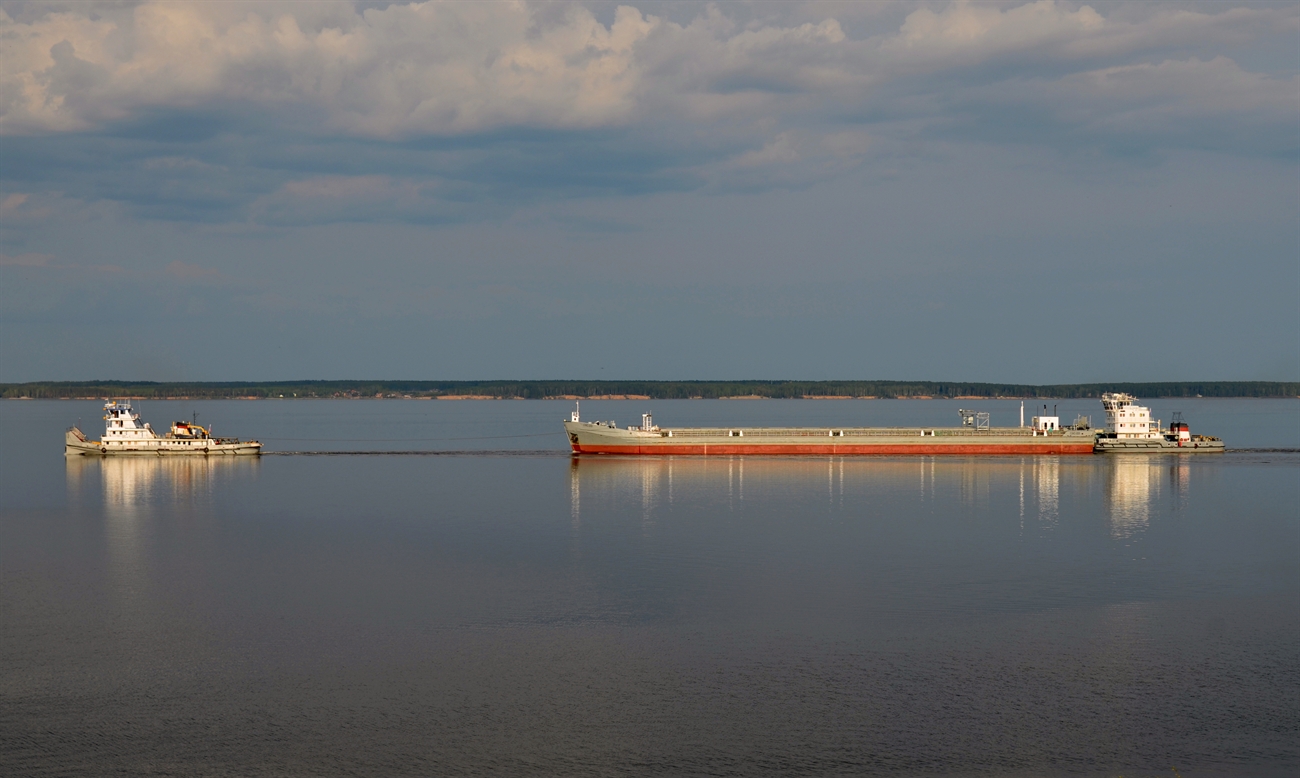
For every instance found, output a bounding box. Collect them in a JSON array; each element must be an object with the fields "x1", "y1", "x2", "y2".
[
  {"x1": 1105, "y1": 455, "x2": 1191, "y2": 538},
  {"x1": 65, "y1": 452, "x2": 259, "y2": 616},
  {"x1": 67, "y1": 454, "x2": 260, "y2": 517}
]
